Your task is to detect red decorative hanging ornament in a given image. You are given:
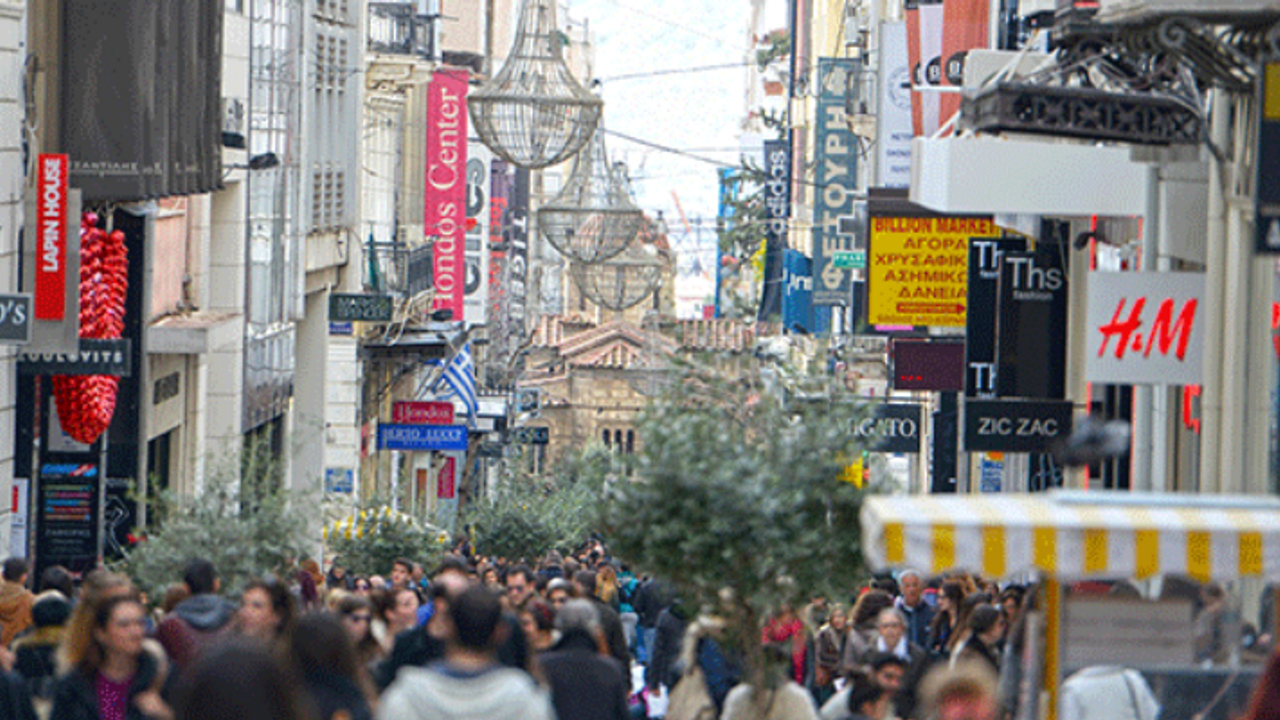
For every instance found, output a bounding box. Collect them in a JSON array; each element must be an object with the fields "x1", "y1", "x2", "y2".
[{"x1": 52, "y1": 213, "x2": 128, "y2": 444}]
